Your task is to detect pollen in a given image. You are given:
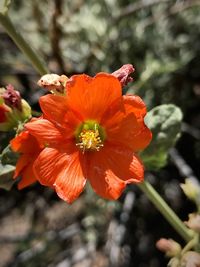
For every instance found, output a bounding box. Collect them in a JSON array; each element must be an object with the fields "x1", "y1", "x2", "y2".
[{"x1": 76, "y1": 124, "x2": 104, "y2": 153}]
